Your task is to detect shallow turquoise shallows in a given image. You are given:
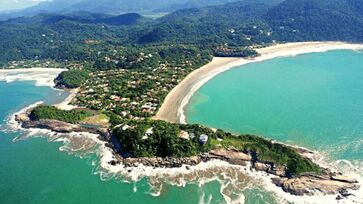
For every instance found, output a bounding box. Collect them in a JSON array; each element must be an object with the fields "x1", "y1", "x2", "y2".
[
  {"x1": 2, "y1": 81, "x2": 271, "y2": 204},
  {"x1": 186, "y1": 50, "x2": 363, "y2": 162}
]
